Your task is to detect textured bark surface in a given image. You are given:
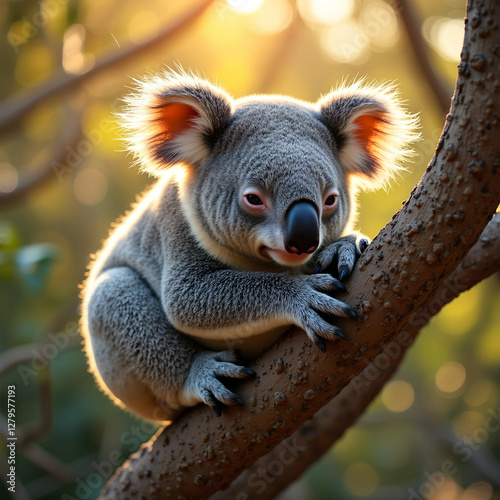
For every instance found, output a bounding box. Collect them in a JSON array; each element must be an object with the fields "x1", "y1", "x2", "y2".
[
  {"x1": 212, "y1": 214, "x2": 500, "y2": 500},
  {"x1": 102, "y1": 1, "x2": 500, "y2": 498}
]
